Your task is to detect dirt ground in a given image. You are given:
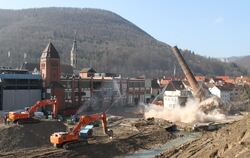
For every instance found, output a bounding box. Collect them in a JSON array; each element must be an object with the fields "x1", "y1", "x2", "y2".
[
  {"x1": 0, "y1": 116, "x2": 176, "y2": 158},
  {"x1": 2, "y1": 105, "x2": 249, "y2": 158},
  {"x1": 156, "y1": 112, "x2": 250, "y2": 158},
  {"x1": 0, "y1": 120, "x2": 66, "y2": 152}
]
